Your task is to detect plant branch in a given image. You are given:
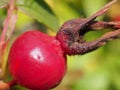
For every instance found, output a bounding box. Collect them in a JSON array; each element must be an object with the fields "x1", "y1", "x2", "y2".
[{"x1": 0, "y1": 0, "x2": 17, "y2": 78}]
